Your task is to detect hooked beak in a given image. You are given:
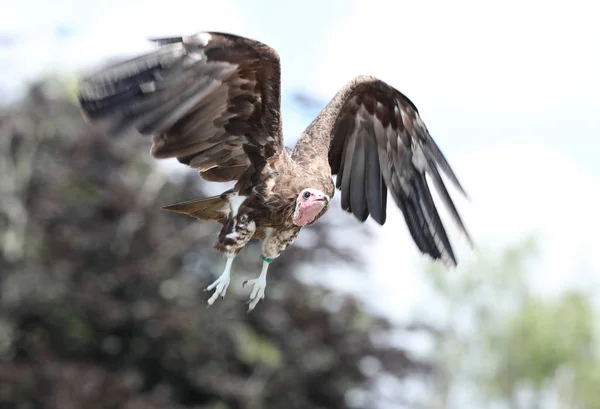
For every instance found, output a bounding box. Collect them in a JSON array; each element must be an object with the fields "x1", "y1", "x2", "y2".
[{"x1": 317, "y1": 195, "x2": 331, "y2": 206}]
